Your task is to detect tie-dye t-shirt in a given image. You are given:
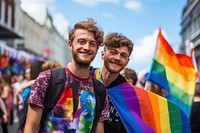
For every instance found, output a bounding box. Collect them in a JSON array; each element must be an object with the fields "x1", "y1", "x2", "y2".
[{"x1": 28, "y1": 68, "x2": 109, "y2": 132}]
